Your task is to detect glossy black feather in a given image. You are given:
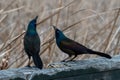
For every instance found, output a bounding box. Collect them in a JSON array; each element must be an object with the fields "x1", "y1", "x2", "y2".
[
  {"x1": 52, "y1": 25, "x2": 112, "y2": 61},
  {"x1": 24, "y1": 16, "x2": 43, "y2": 69}
]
